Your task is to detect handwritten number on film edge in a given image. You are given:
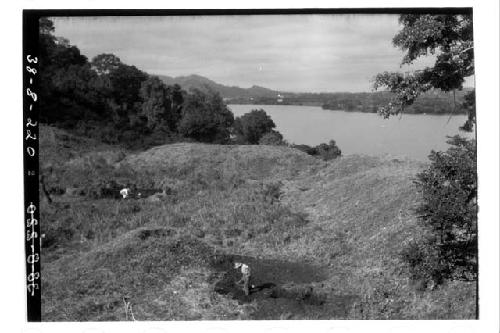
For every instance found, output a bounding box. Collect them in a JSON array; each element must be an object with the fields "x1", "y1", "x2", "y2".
[
  {"x1": 26, "y1": 201, "x2": 39, "y2": 295},
  {"x1": 27, "y1": 55, "x2": 38, "y2": 63},
  {"x1": 26, "y1": 54, "x2": 39, "y2": 298},
  {"x1": 26, "y1": 56, "x2": 37, "y2": 157}
]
